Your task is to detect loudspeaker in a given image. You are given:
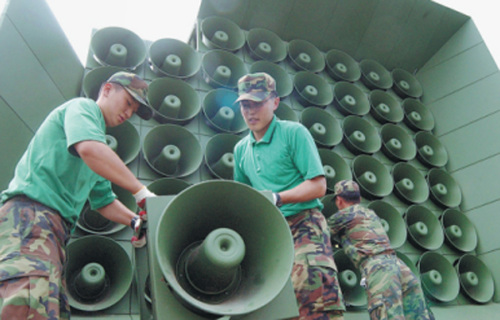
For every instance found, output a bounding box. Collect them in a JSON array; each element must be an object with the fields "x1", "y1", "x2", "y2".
[
  {"x1": 287, "y1": 39, "x2": 325, "y2": 73},
  {"x1": 415, "y1": 131, "x2": 449, "y2": 168},
  {"x1": 380, "y1": 123, "x2": 417, "y2": 162},
  {"x1": 391, "y1": 68, "x2": 423, "y2": 99},
  {"x1": 333, "y1": 81, "x2": 370, "y2": 116},
  {"x1": 275, "y1": 102, "x2": 299, "y2": 122},
  {"x1": 369, "y1": 89, "x2": 404, "y2": 124},
  {"x1": 246, "y1": 28, "x2": 287, "y2": 63},
  {"x1": 148, "y1": 77, "x2": 201, "y2": 125},
  {"x1": 142, "y1": 124, "x2": 203, "y2": 178},
  {"x1": 427, "y1": 168, "x2": 463, "y2": 208},
  {"x1": 90, "y1": 26, "x2": 147, "y2": 70},
  {"x1": 342, "y1": 116, "x2": 382, "y2": 155},
  {"x1": 201, "y1": 49, "x2": 248, "y2": 89},
  {"x1": 200, "y1": 16, "x2": 245, "y2": 52},
  {"x1": 418, "y1": 251, "x2": 460, "y2": 302},
  {"x1": 204, "y1": 133, "x2": 242, "y2": 180},
  {"x1": 405, "y1": 205, "x2": 444, "y2": 251},
  {"x1": 105, "y1": 120, "x2": 140, "y2": 165},
  {"x1": 454, "y1": 254, "x2": 495, "y2": 304},
  {"x1": 147, "y1": 177, "x2": 191, "y2": 196},
  {"x1": 300, "y1": 107, "x2": 343, "y2": 148},
  {"x1": 293, "y1": 71, "x2": 334, "y2": 107},
  {"x1": 392, "y1": 162, "x2": 429, "y2": 204},
  {"x1": 333, "y1": 250, "x2": 367, "y2": 308},
  {"x1": 202, "y1": 88, "x2": 247, "y2": 133},
  {"x1": 402, "y1": 98, "x2": 435, "y2": 132},
  {"x1": 325, "y1": 49, "x2": 361, "y2": 82},
  {"x1": 249, "y1": 60, "x2": 293, "y2": 98},
  {"x1": 65, "y1": 235, "x2": 134, "y2": 311},
  {"x1": 154, "y1": 180, "x2": 295, "y2": 317},
  {"x1": 321, "y1": 194, "x2": 338, "y2": 220},
  {"x1": 359, "y1": 59, "x2": 393, "y2": 90},
  {"x1": 367, "y1": 200, "x2": 407, "y2": 249},
  {"x1": 441, "y1": 208, "x2": 478, "y2": 253},
  {"x1": 351, "y1": 155, "x2": 394, "y2": 199},
  {"x1": 77, "y1": 184, "x2": 136, "y2": 235},
  {"x1": 148, "y1": 38, "x2": 201, "y2": 79},
  {"x1": 82, "y1": 66, "x2": 125, "y2": 100},
  {"x1": 318, "y1": 148, "x2": 352, "y2": 193}
]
